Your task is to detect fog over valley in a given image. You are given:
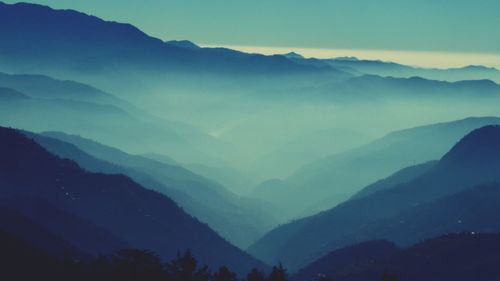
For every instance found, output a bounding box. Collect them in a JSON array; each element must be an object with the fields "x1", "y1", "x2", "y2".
[{"x1": 1, "y1": 1, "x2": 500, "y2": 281}]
